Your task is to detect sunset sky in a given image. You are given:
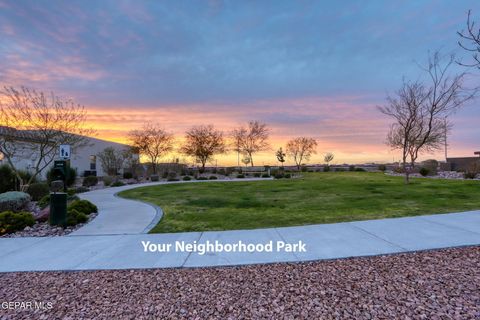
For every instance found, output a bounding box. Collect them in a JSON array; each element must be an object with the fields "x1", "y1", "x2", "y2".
[{"x1": 0, "y1": 0, "x2": 479, "y2": 166}]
